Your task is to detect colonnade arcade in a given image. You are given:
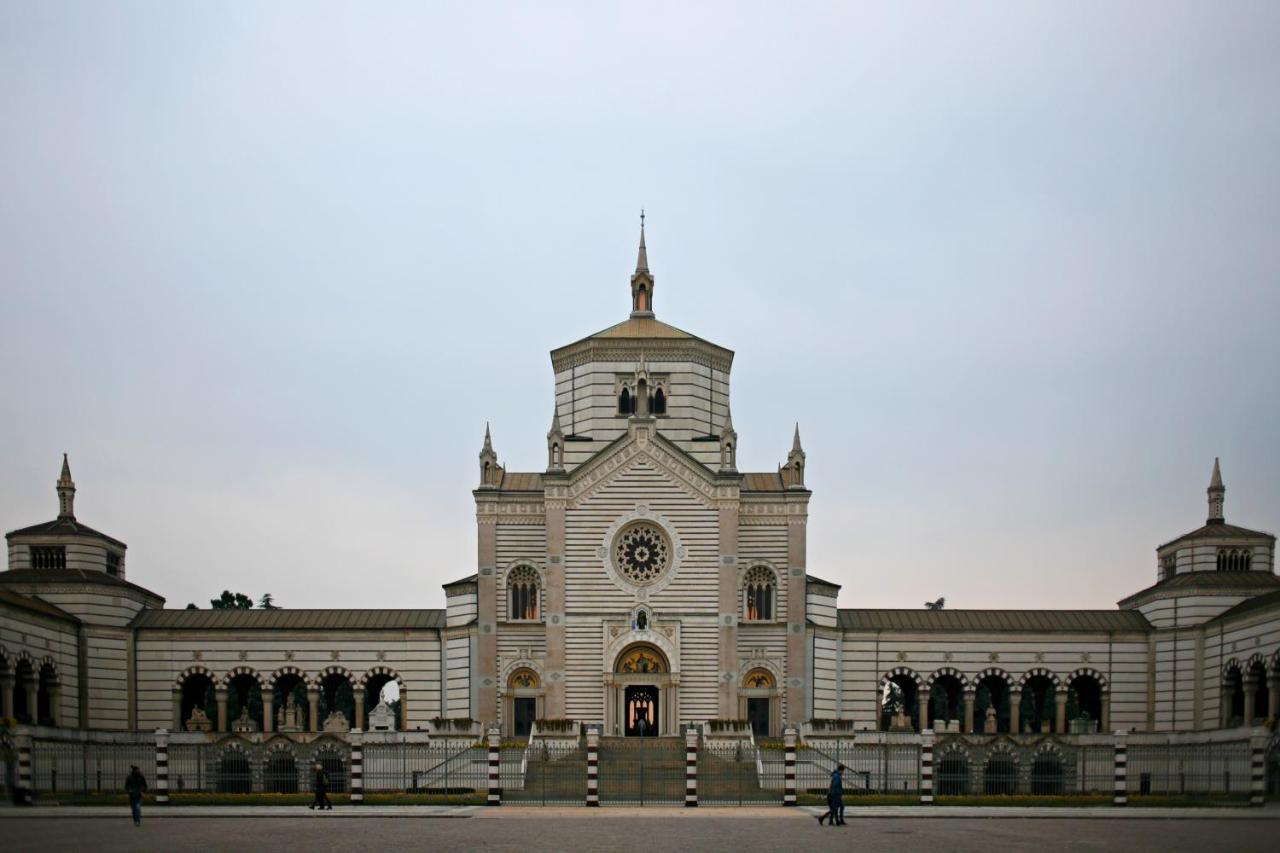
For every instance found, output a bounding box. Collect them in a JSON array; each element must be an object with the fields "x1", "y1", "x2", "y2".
[
  {"x1": 878, "y1": 666, "x2": 1110, "y2": 734},
  {"x1": 0, "y1": 647, "x2": 60, "y2": 726},
  {"x1": 172, "y1": 665, "x2": 406, "y2": 734},
  {"x1": 1221, "y1": 653, "x2": 1280, "y2": 727}
]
